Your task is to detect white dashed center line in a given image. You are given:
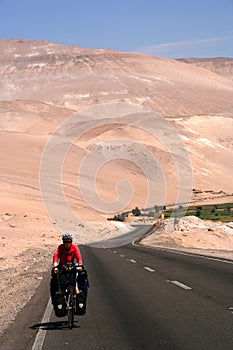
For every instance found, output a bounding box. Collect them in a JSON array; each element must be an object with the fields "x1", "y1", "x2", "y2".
[
  {"x1": 170, "y1": 280, "x2": 192, "y2": 290},
  {"x1": 129, "y1": 259, "x2": 137, "y2": 263},
  {"x1": 144, "y1": 266, "x2": 155, "y2": 272}
]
